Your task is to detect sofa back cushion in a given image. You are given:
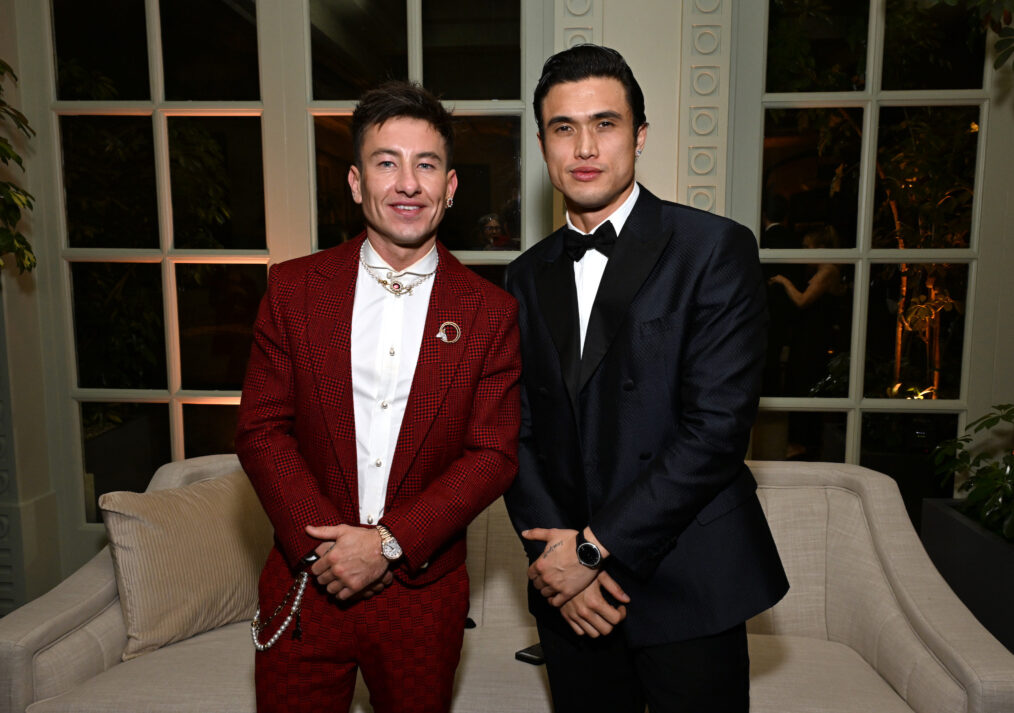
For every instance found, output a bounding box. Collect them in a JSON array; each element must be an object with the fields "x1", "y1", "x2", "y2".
[
  {"x1": 749, "y1": 484, "x2": 831, "y2": 639},
  {"x1": 99, "y1": 468, "x2": 274, "y2": 660},
  {"x1": 466, "y1": 497, "x2": 535, "y2": 629}
]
